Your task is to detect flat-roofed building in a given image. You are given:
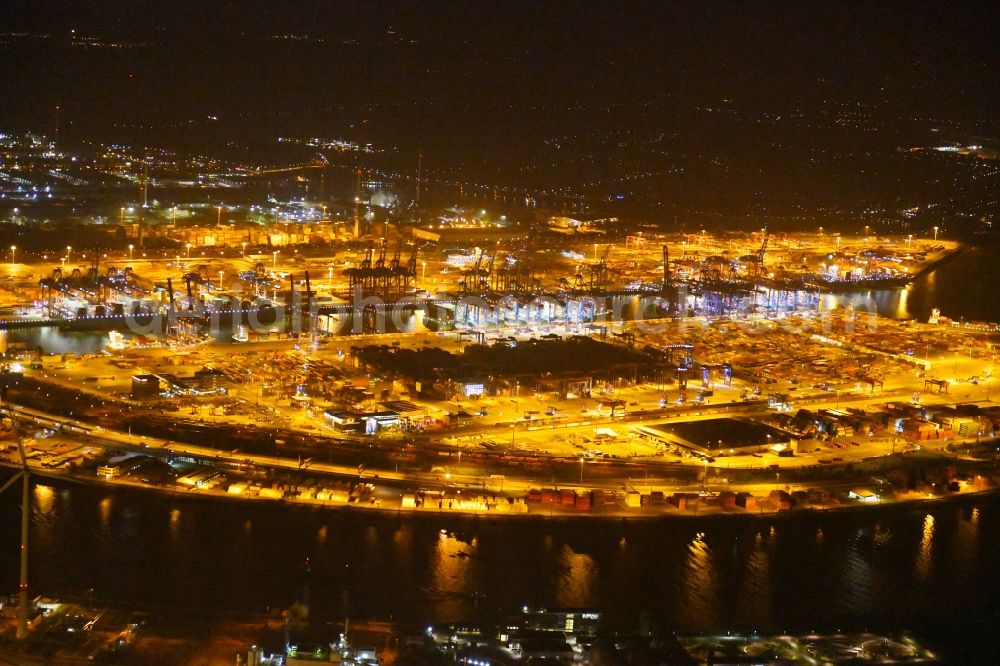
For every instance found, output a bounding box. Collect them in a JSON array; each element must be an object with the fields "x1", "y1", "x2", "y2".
[{"x1": 637, "y1": 417, "x2": 791, "y2": 457}]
